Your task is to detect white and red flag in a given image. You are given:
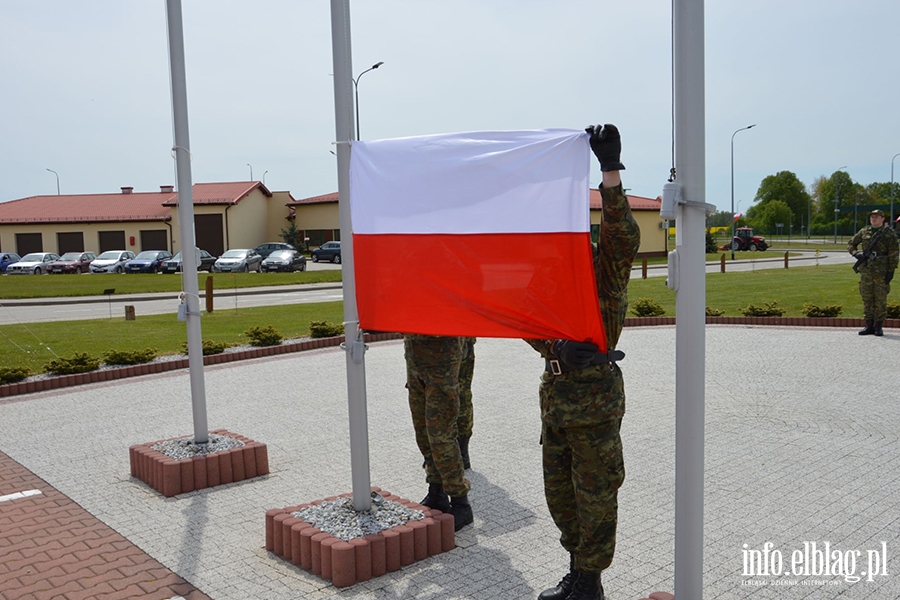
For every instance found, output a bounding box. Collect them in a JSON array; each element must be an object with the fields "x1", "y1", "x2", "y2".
[{"x1": 349, "y1": 129, "x2": 607, "y2": 349}]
